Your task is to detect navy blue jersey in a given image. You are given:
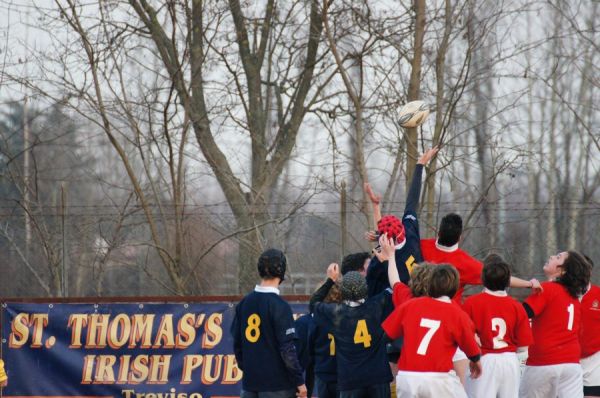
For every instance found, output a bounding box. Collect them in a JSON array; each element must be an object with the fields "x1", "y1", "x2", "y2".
[
  {"x1": 367, "y1": 164, "x2": 424, "y2": 298},
  {"x1": 308, "y1": 315, "x2": 337, "y2": 382},
  {"x1": 231, "y1": 288, "x2": 303, "y2": 392},
  {"x1": 294, "y1": 313, "x2": 312, "y2": 371},
  {"x1": 312, "y1": 290, "x2": 393, "y2": 391},
  {"x1": 294, "y1": 314, "x2": 314, "y2": 397}
]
